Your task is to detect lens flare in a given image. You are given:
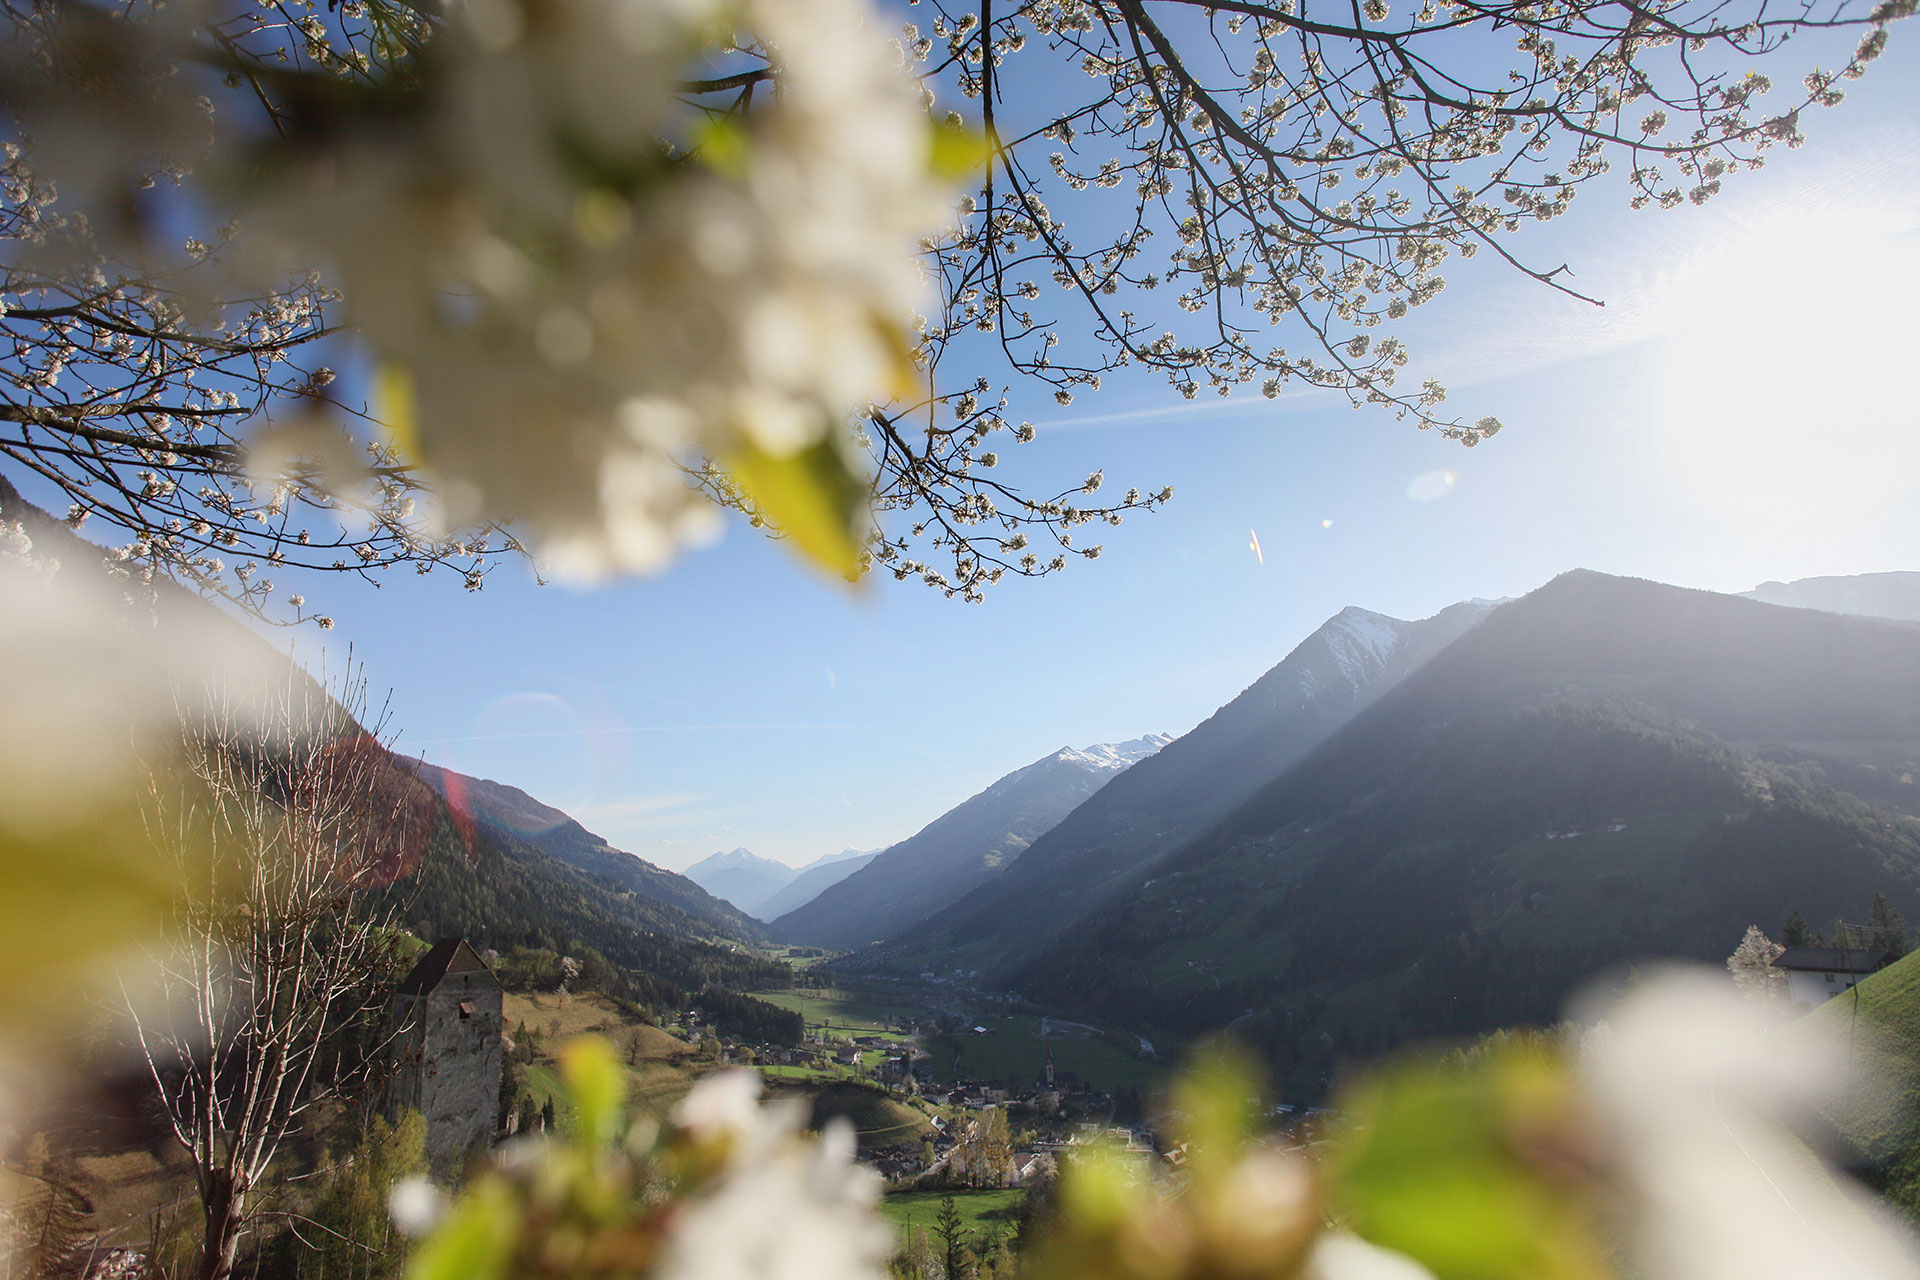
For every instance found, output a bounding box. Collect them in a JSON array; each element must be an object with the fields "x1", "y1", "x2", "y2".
[
  {"x1": 1406, "y1": 469, "x2": 1459, "y2": 502},
  {"x1": 446, "y1": 692, "x2": 603, "y2": 835}
]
